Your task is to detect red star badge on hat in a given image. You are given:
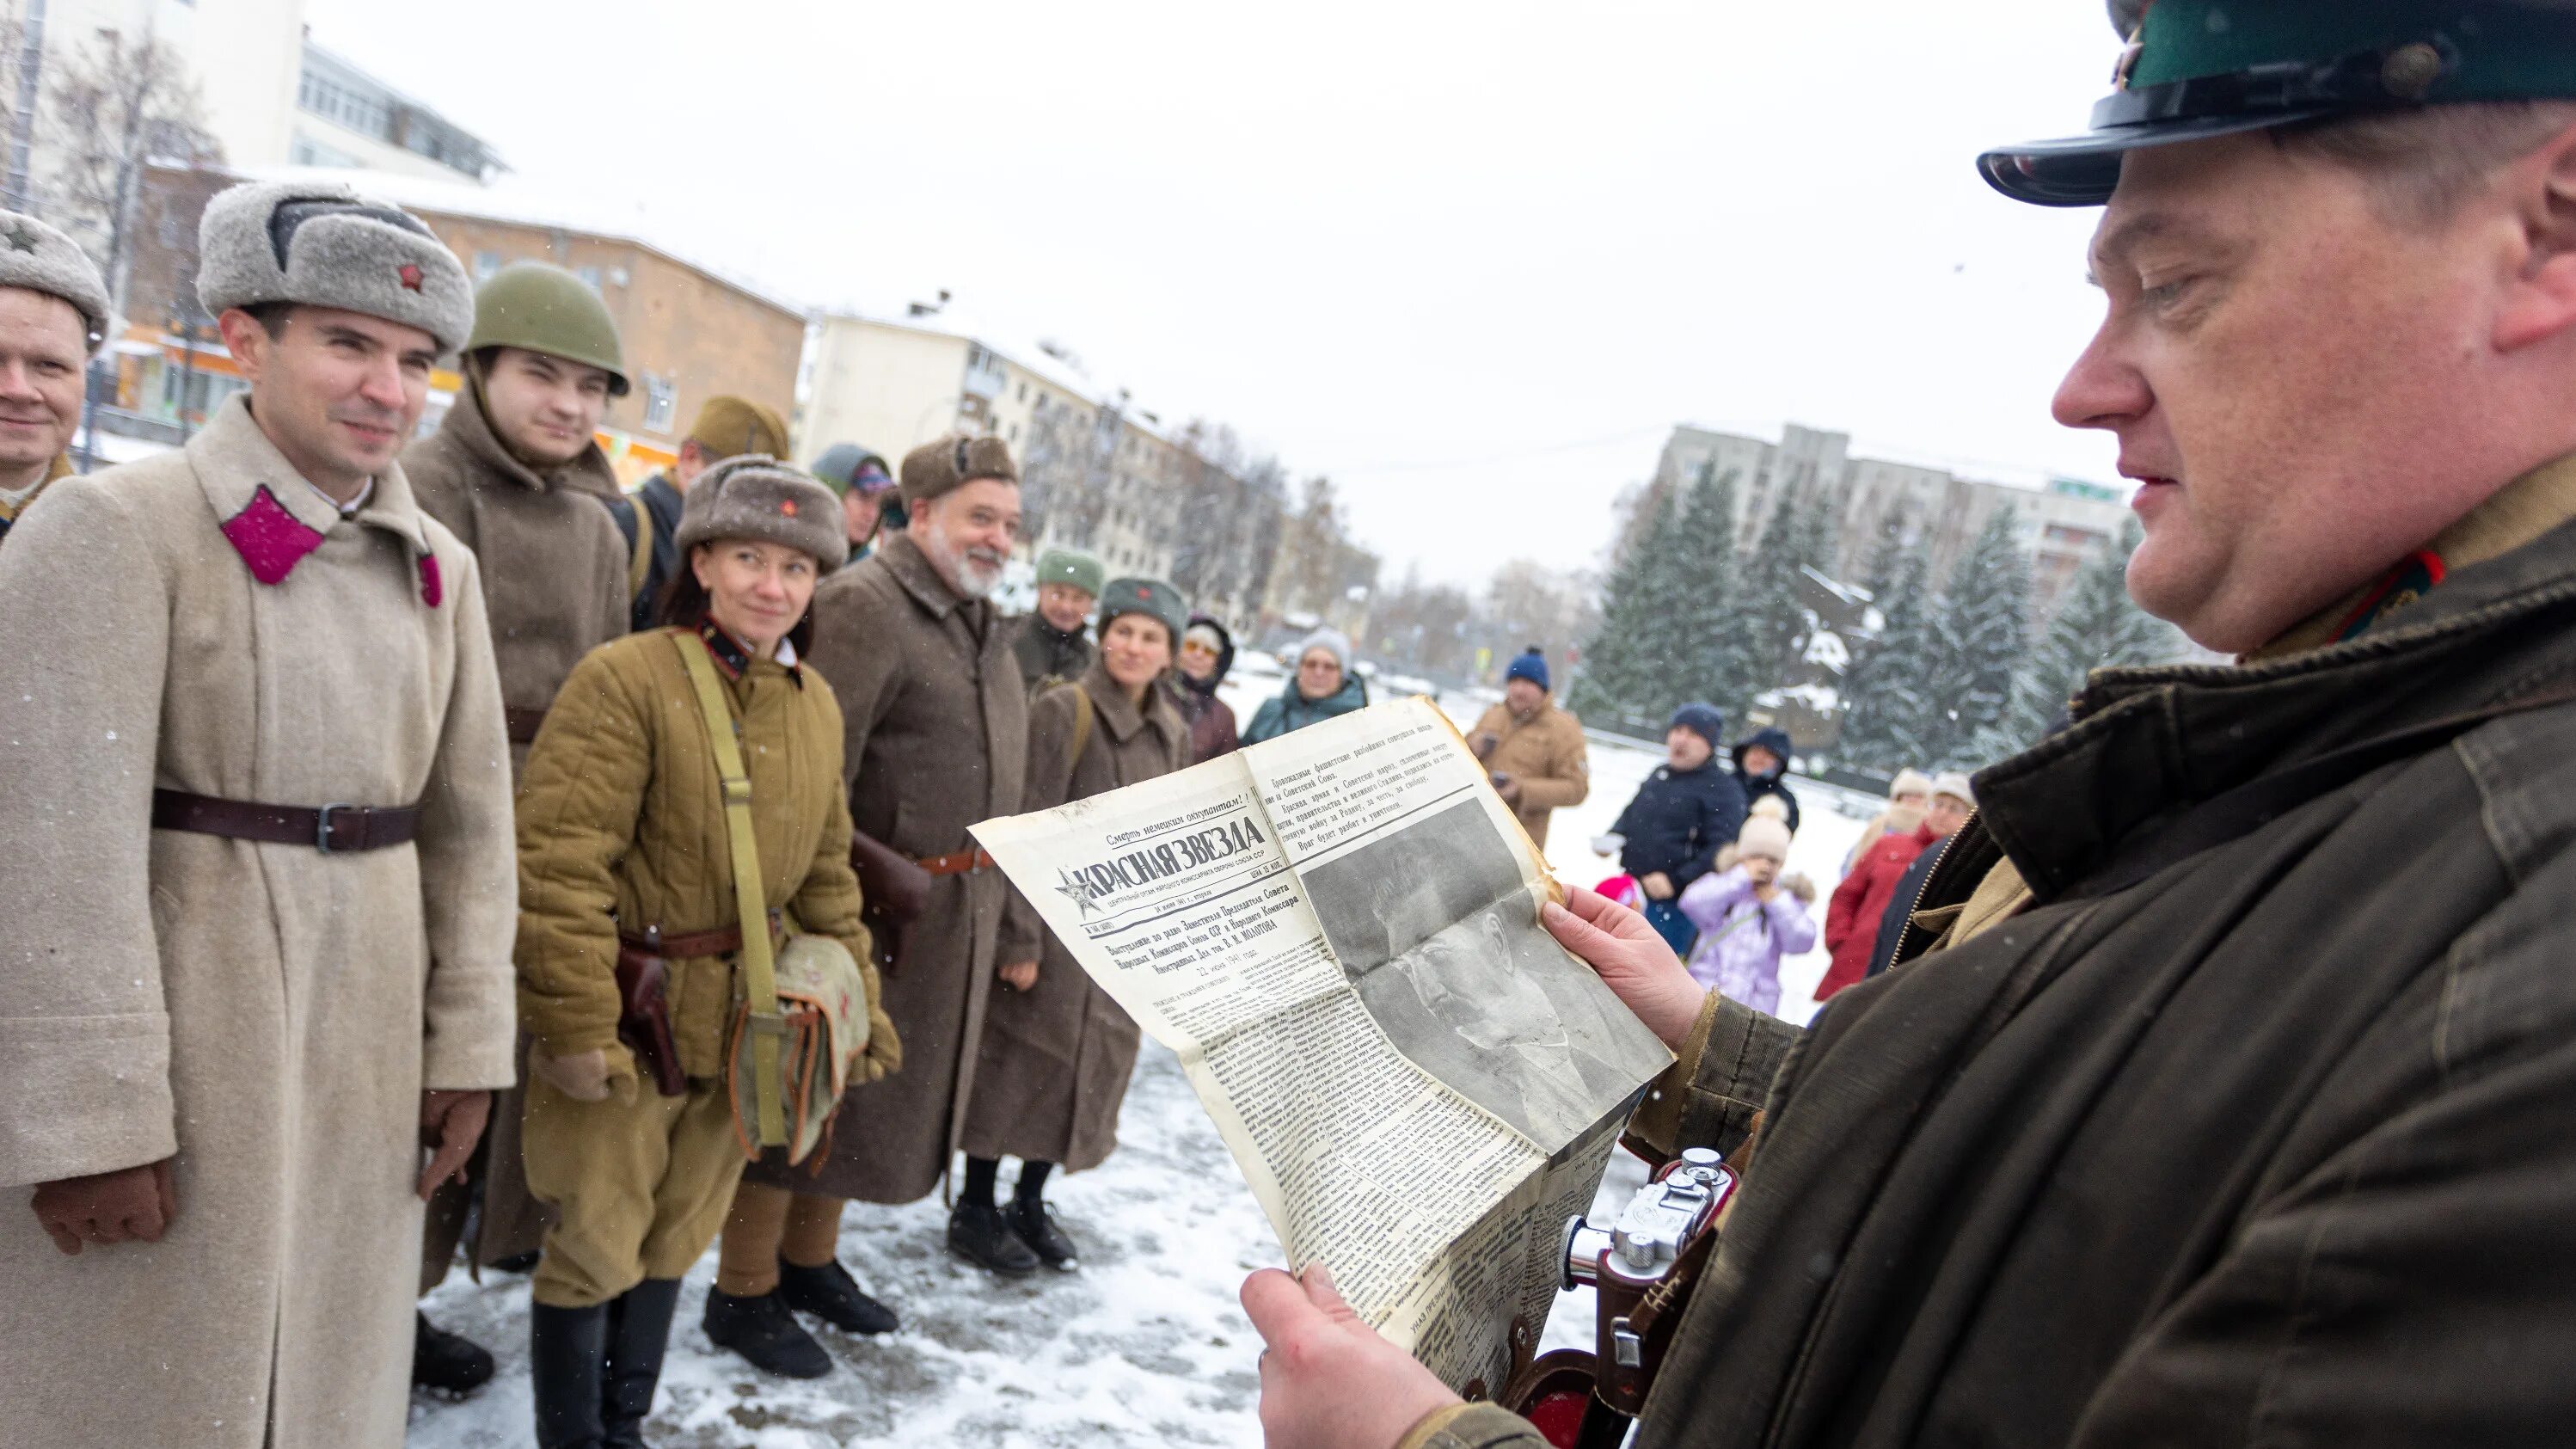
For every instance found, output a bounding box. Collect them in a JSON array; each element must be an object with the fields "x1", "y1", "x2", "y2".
[
  {"x1": 396, "y1": 263, "x2": 424, "y2": 292},
  {"x1": 780, "y1": 499, "x2": 799, "y2": 517}
]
